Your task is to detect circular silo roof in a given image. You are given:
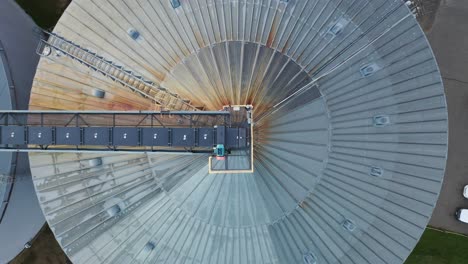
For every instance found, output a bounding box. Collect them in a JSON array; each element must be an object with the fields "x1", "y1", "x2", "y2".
[{"x1": 29, "y1": 0, "x2": 448, "y2": 263}]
